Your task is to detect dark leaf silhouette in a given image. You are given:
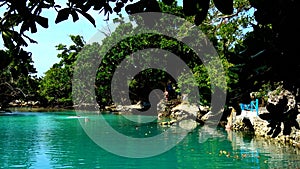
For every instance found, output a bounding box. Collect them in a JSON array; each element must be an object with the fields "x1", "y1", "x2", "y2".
[
  {"x1": 183, "y1": 0, "x2": 198, "y2": 16},
  {"x1": 125, "y1": 1, "x2": 145, "y2": 14},
  {"x1": 71, "y1": 10, "x2": 79, "y2": 22},
  {"x1": 145, "y1": 0, "x2": 161, "y2": 12},
  {"x1": 36, "y1": 16, "x2": 49, "y2": 28},
  {"x1": 194, "y1": 0, "x2": 210, "y2": 25},
  {"x1": 162, "y1": 0, "x2": 175, "y2": 5},
  {"x1": 93, "y1": 1, "x2": 105, "y2": 10},
  {"x1": 76, "y1": 9, "x2": 96, "y2": 27},
  {"x1": 30, "y1": 22, "x2": 37, "y2": 33},
  {"x1": 55, "y1": 8, "x2": 71, "y2": 24},
  {"x1": 213, "y1": 0, "x2": 233, "y2": 15}
]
